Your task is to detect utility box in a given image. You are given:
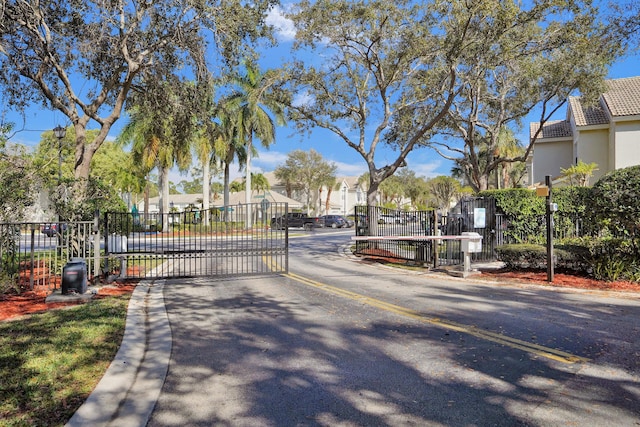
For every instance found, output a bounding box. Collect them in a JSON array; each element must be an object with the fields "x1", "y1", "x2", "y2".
[
  {"x1": 461, "y1": 232, "x2": 482, "y2": 253},
  {"x1": 62, "y1": 258, "x2": 87, "y2": 295}
]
